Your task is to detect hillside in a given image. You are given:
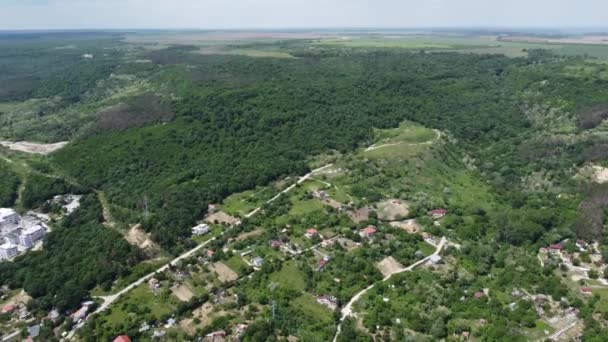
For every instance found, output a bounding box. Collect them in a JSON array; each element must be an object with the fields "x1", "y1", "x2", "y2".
[{"x1": 2, "y1": 31, "x2": 608, "y2": 341}]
